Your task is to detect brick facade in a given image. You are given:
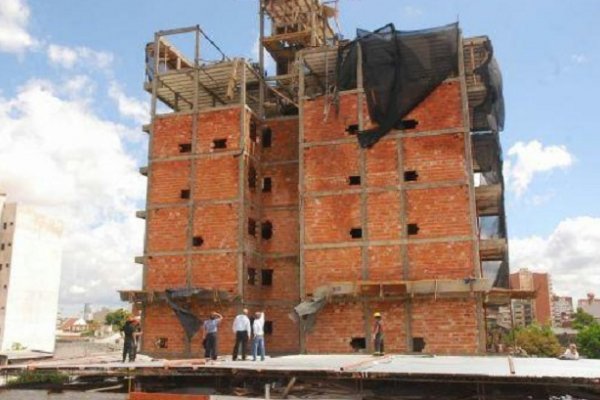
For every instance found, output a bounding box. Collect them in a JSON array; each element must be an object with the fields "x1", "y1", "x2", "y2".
[{"x1": 139, "y1": 73, "x2": 486, "y2": 356}]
